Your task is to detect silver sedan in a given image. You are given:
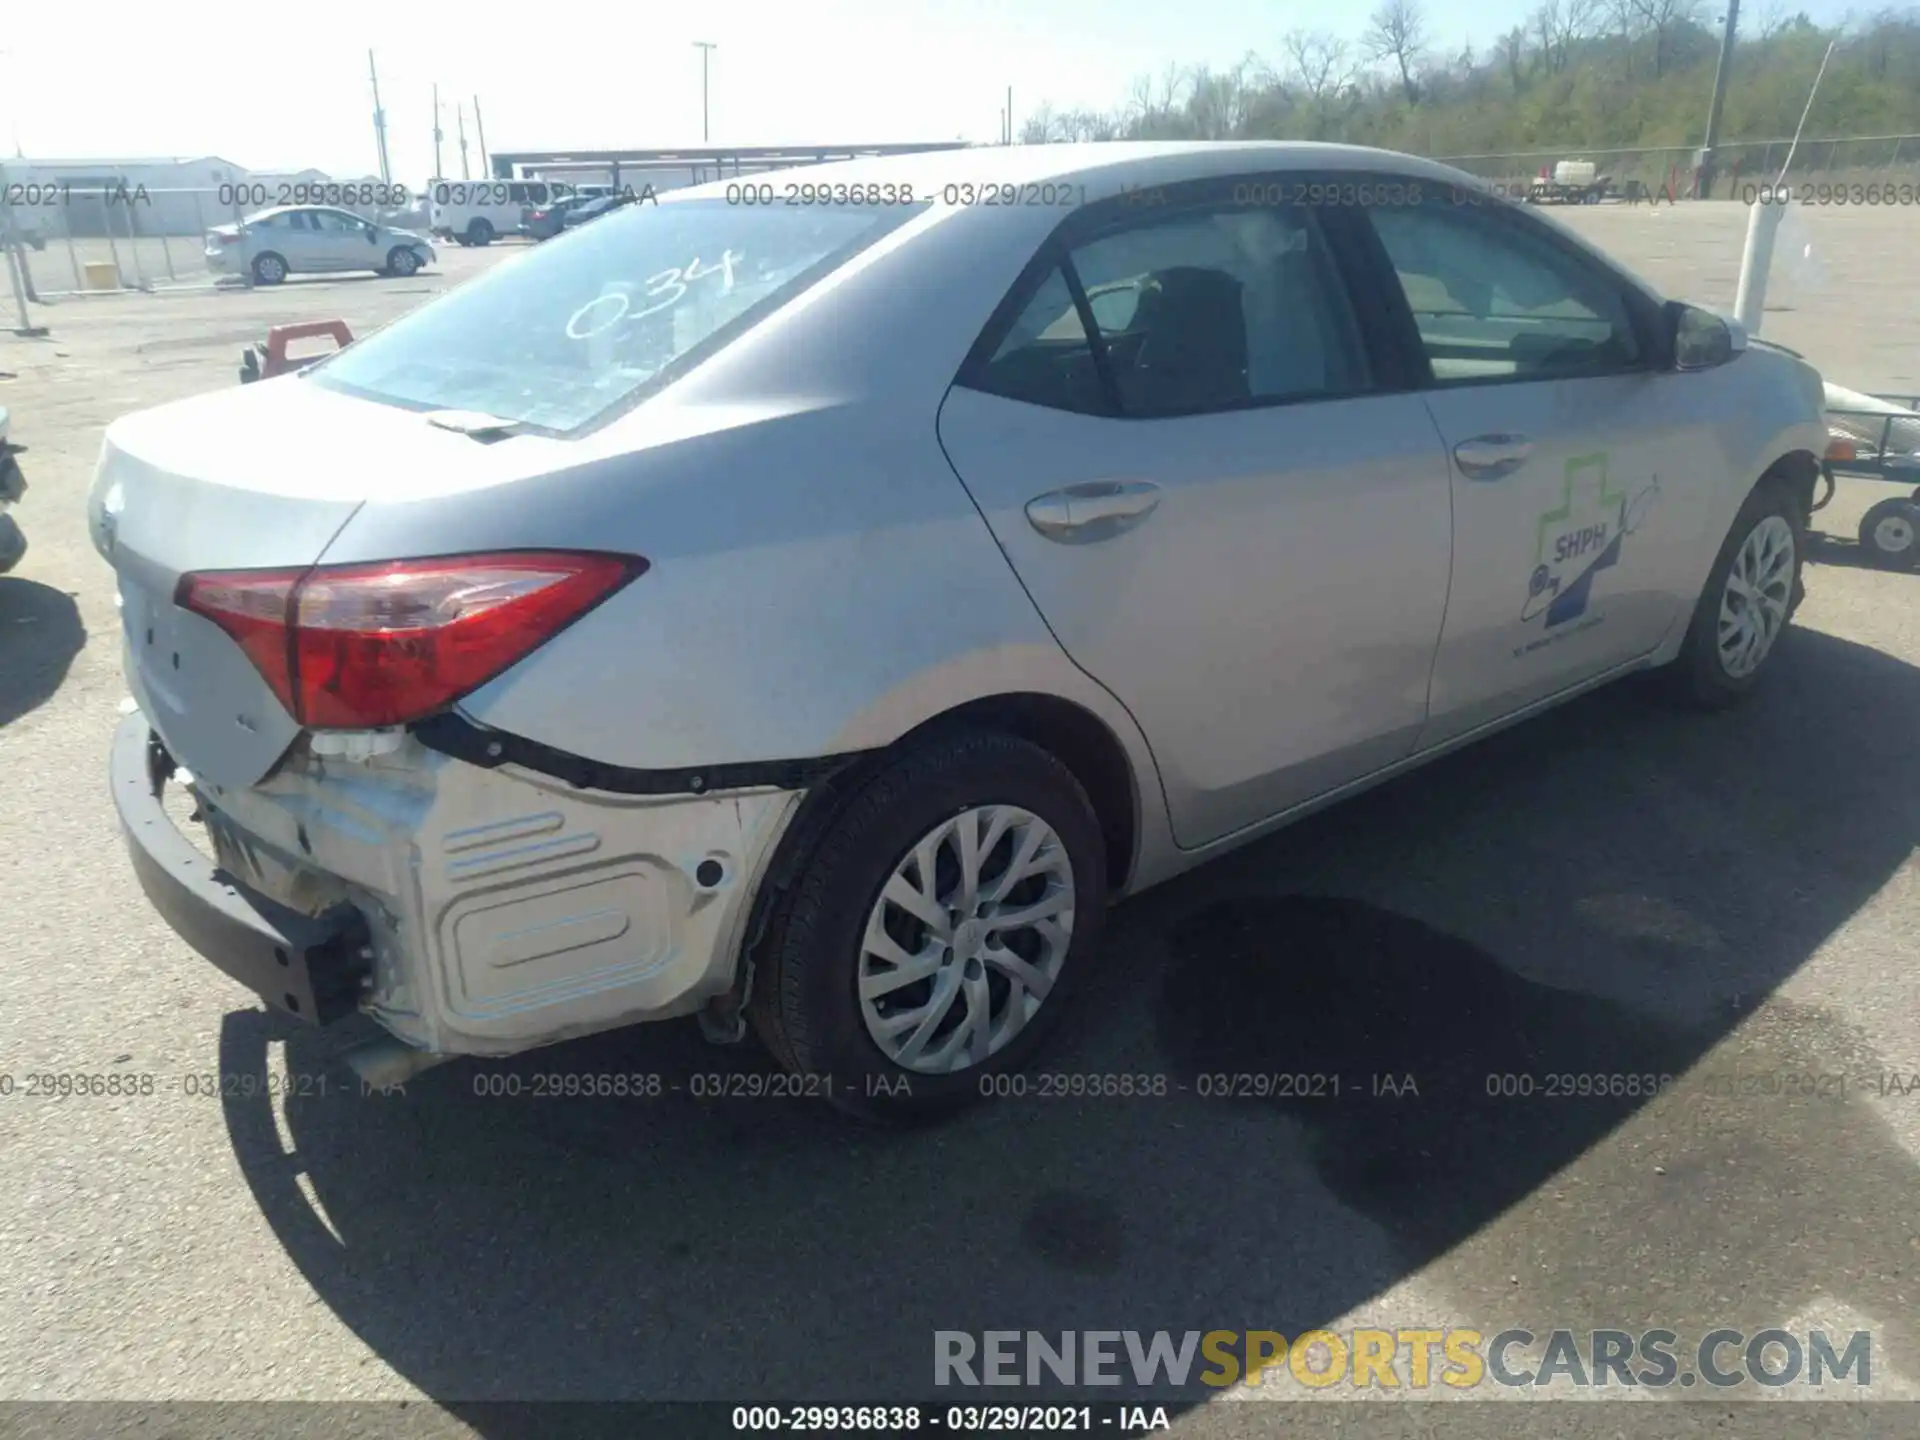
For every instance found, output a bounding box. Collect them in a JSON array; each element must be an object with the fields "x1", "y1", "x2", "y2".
[
  {"x1": 204, "y1": 204, "x2": 436, "y2": 285},
  {"x1": 95, "y1": 141, "x2": 1826, "y2": 1122}
]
